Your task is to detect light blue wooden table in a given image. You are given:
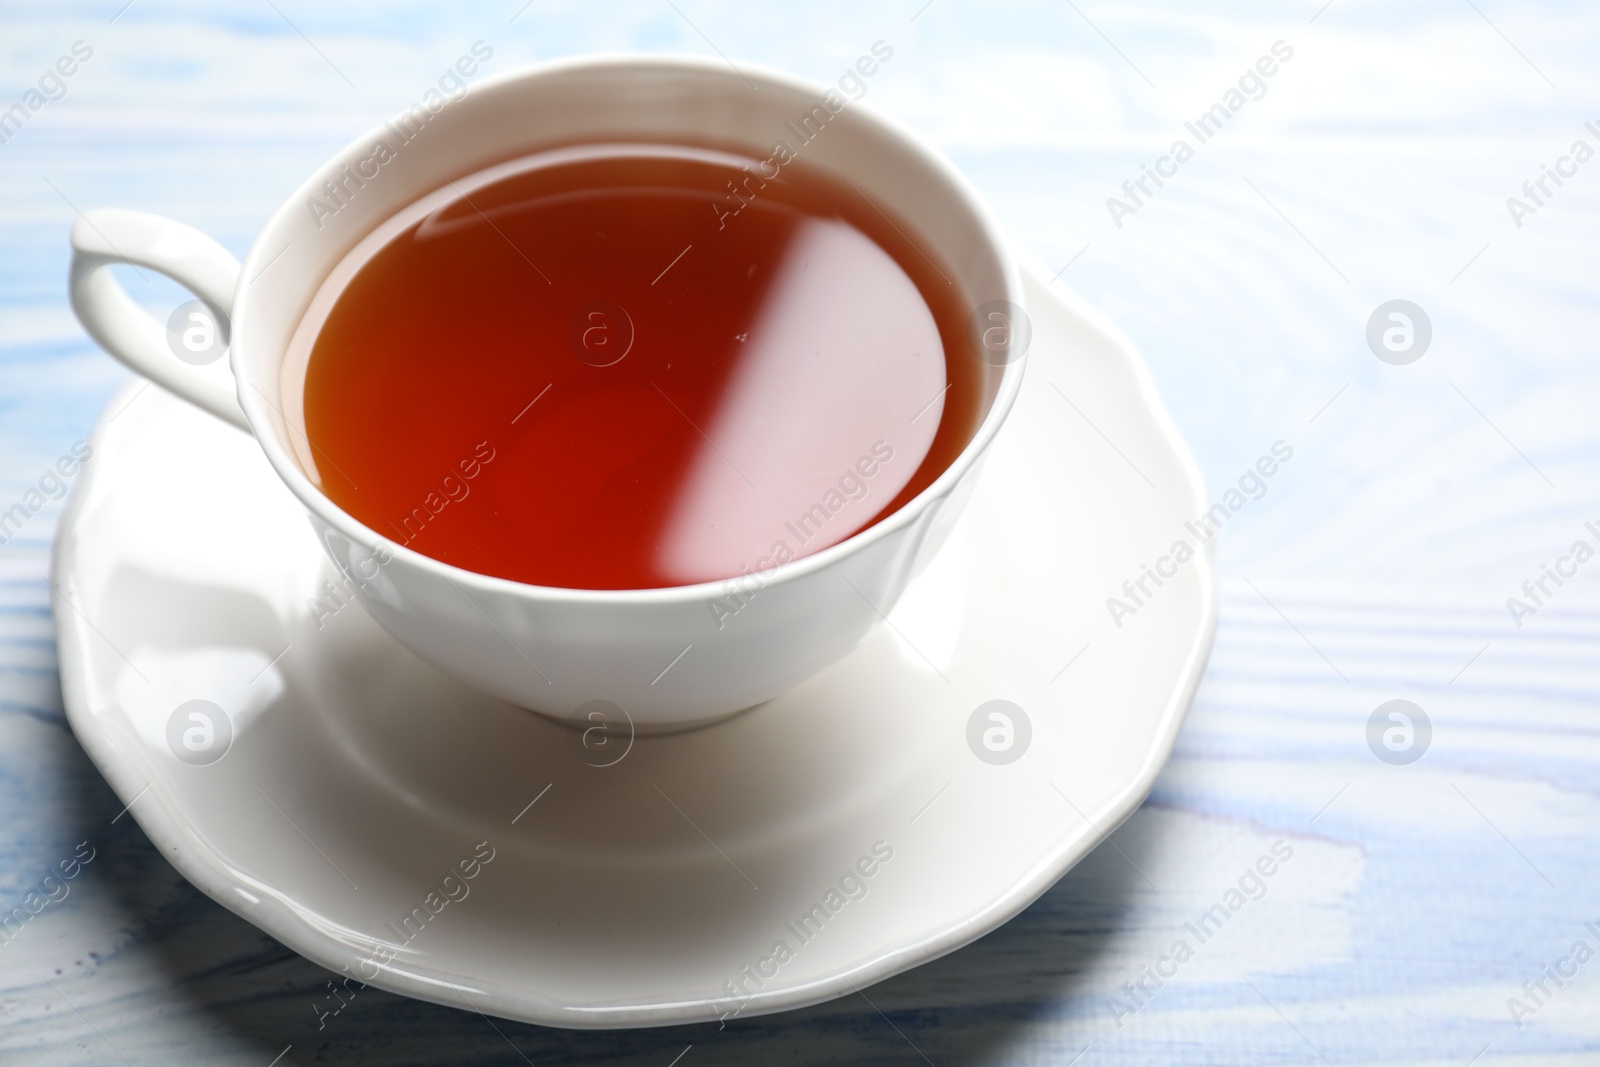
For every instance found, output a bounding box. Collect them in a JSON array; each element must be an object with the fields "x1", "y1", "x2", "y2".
[{"x1": 3, "y1": 2, "x2": 1598, "y2": 1063}]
